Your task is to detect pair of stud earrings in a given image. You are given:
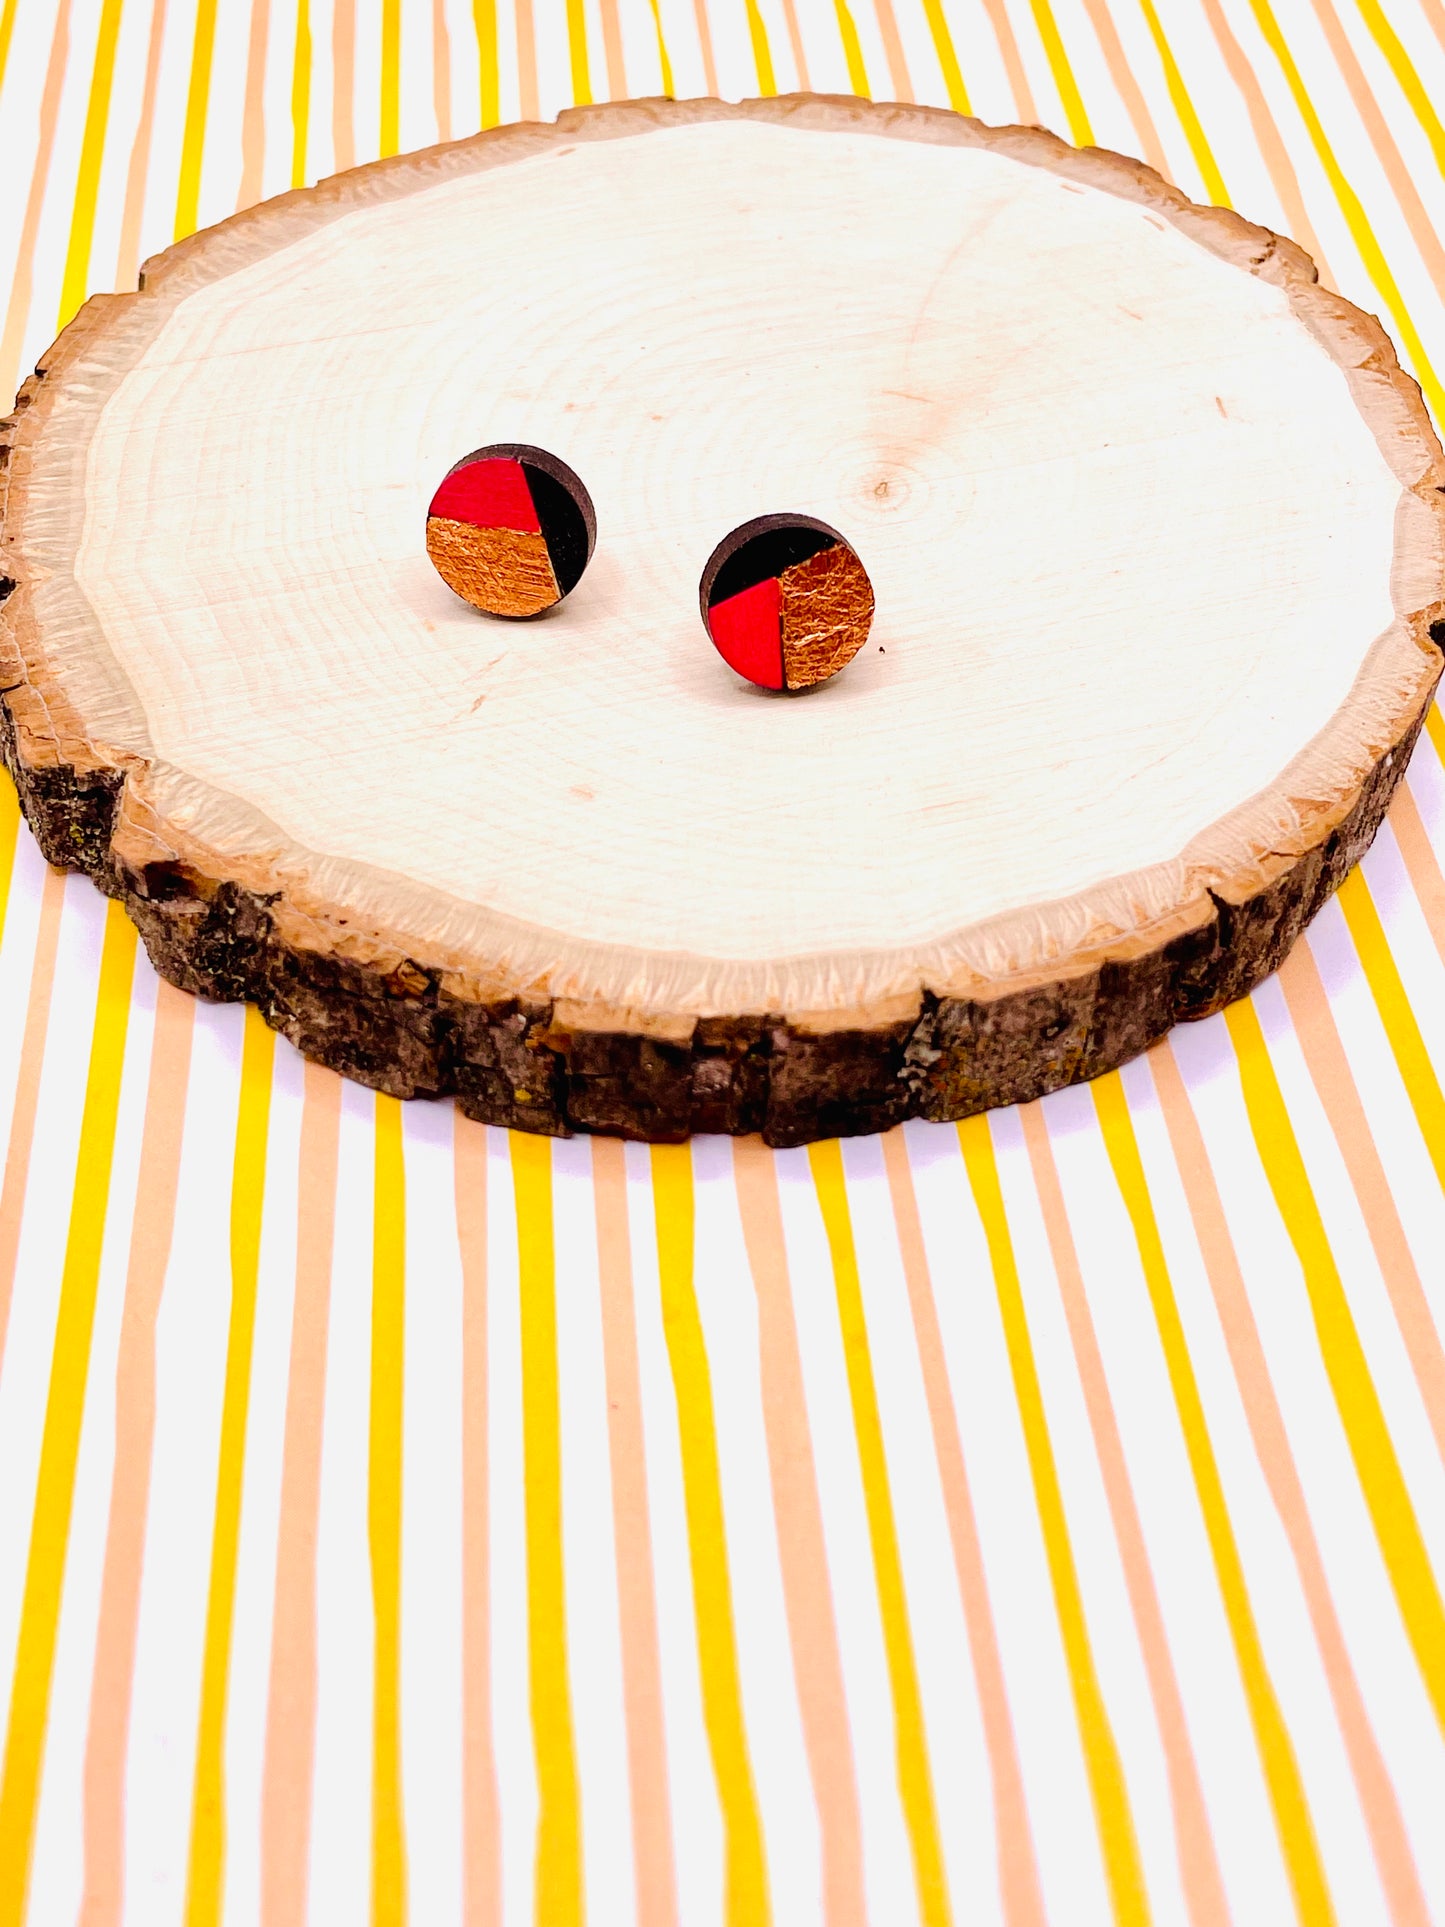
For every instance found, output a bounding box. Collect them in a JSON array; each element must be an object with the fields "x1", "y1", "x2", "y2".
[{"x1": 425, "y1": 444, "x2": 876, "y2": 692}]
